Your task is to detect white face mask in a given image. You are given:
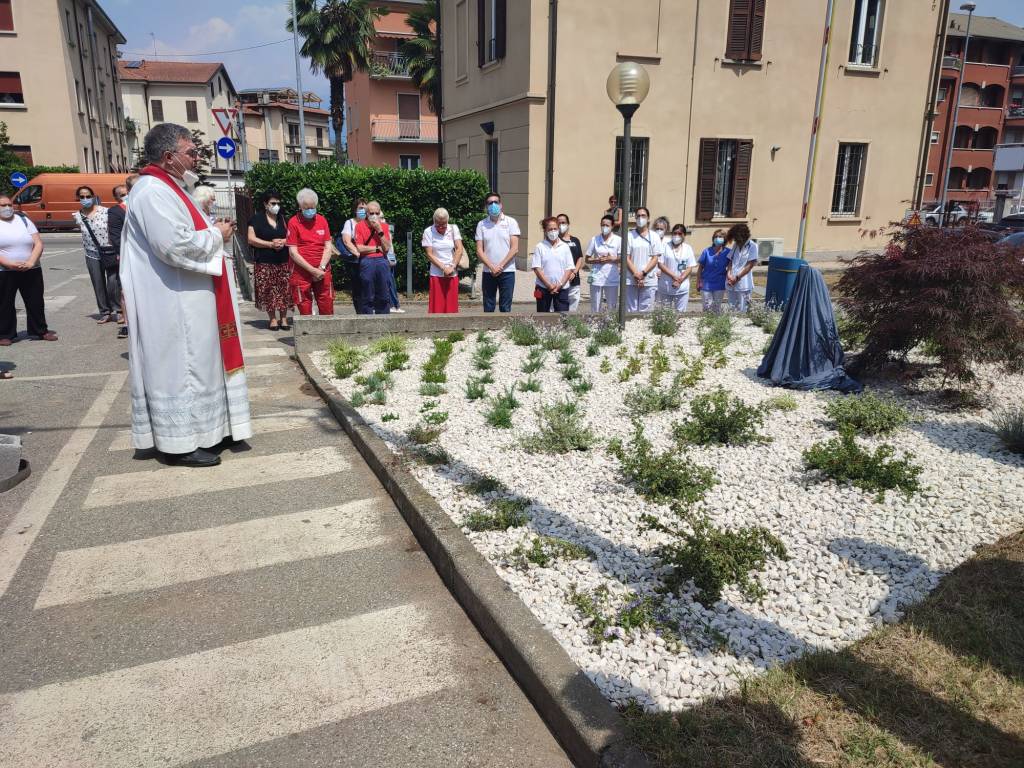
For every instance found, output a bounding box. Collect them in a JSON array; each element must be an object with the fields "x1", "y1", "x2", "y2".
[
  {"x1": 672, "y1": 235, "x2": 683, "y2": 246},
  {"x1": 655, "y1": 229, "x2": 666, "y2": 238},
  {"x1": 0, "y1": 206, "x2": 13, "y2": 220},
  {"x1": 601, "y1": 225, "x2": 612, "y2": 236},
  {"x1": 636, "y1": 216, "x2": 648, "y2": 229},
  {"x1": 268, "y1": 204, "x2": 280, "y2": 215},
  {"x1": 168, "y1": 154, "x2": 199, "y2": 190},
  {"x1": 558, "y1": 223, "x2": 569, "y2": 235},
  {"x1": 546, "y1": 229, "x2": 560, "y2": 242}
]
